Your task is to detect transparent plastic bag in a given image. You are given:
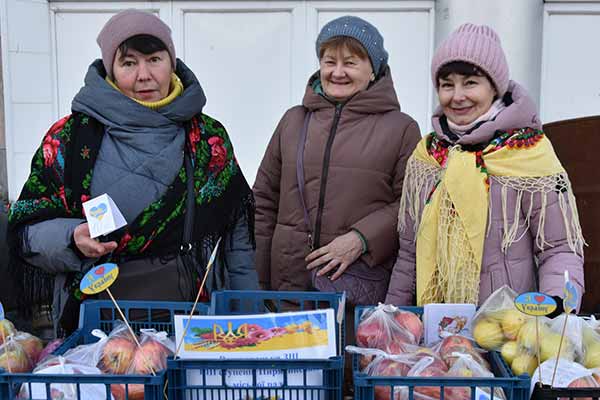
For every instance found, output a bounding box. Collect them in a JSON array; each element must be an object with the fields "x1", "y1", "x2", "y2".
[
  {"x1": 363, "y1": 351, "x2": 417, "y2": 400},
  {"x1": 96, "y1": 322, "x2": 138, "y2": 374},
  {"x1": 0, "y1": 335, "x2": 33, "y2": 373},
  {"x1": 357, "y1": 304, "x2": 423, "y2": 351},
  {"x1": 472, "y1": 286, "x2": 531, "y2": 350},
  {"x1": 531, "y1": 358, "x2": 600, "y2": 392},
  {"x1": 582, "y1": 321, "x2": 600, "y2": 369},
  {"x1": 18, "y1": 356, "x2": 111, "y2": 400},
  {"x1": 432, "y1": 335, "x2": 488, "y2": 370},
  {"x1": 445, "y1": 353, "x2": 506, "y2": 400},
  {"x1": 0, "y1": 319, "x2": 17, "y2": 345},
  {"x1": 13, "y1": 332, "x2": 44, "y2": 367}
]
